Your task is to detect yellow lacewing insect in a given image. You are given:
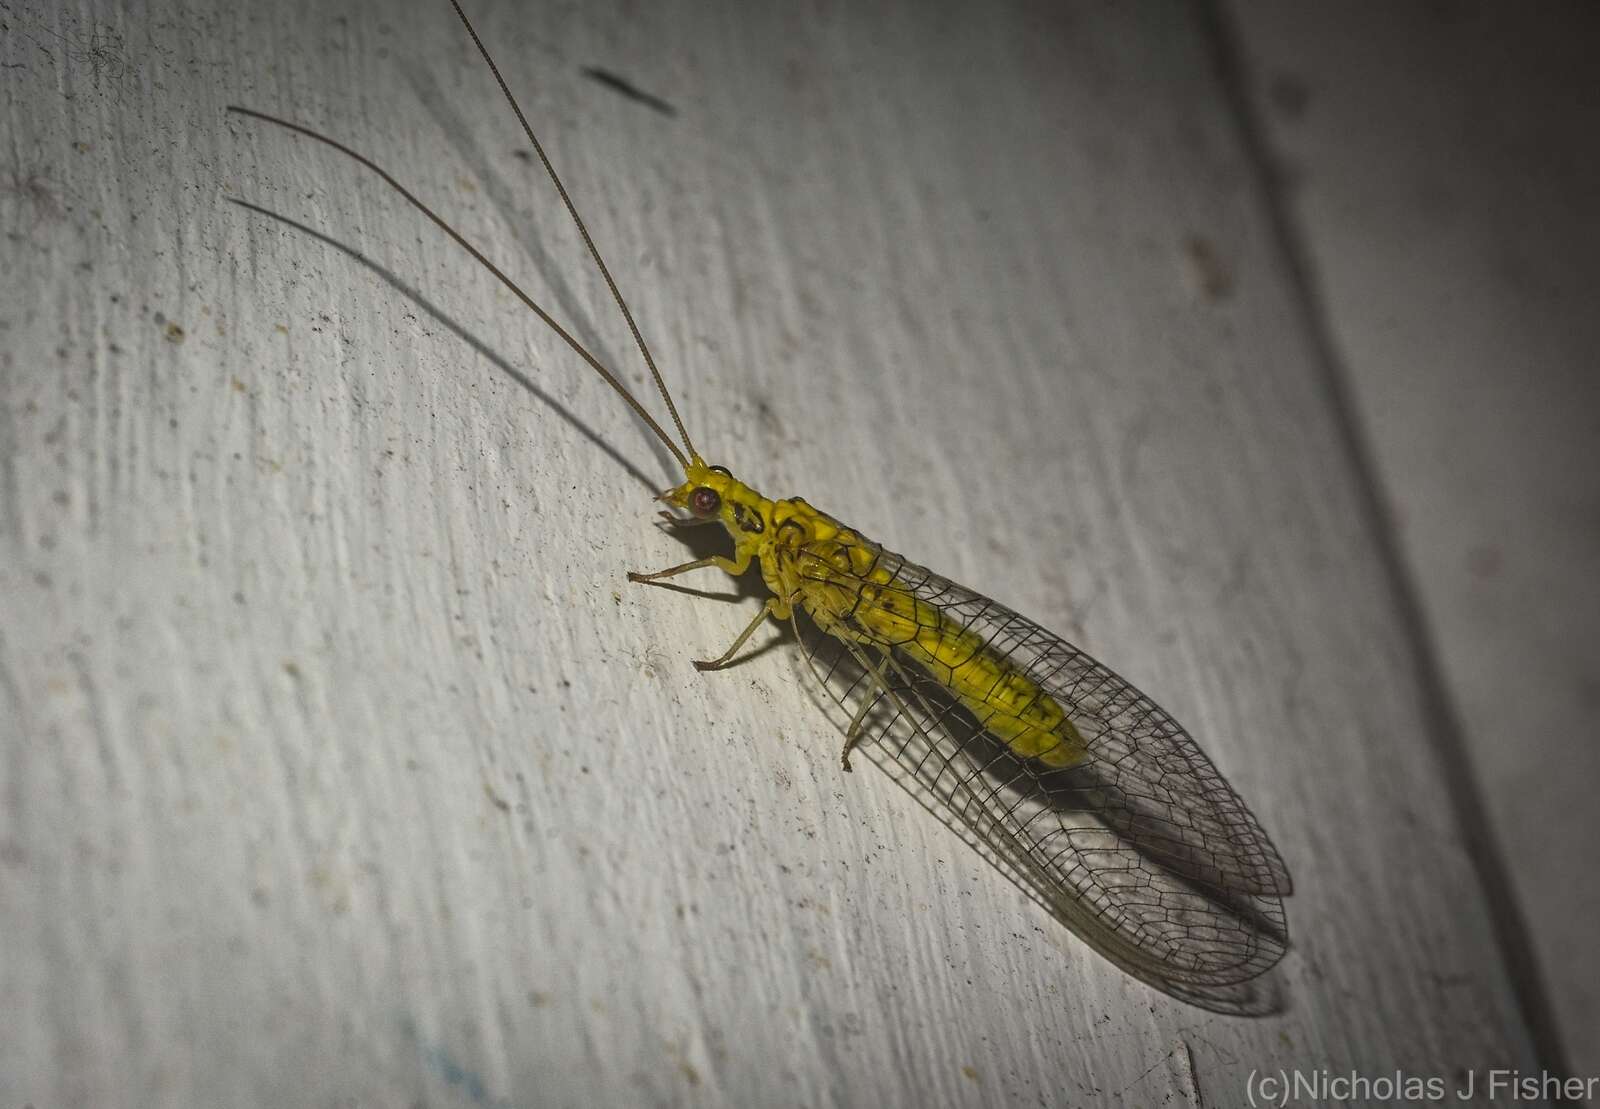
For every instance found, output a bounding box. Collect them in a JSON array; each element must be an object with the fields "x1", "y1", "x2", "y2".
[{"x1": 228, "y1": 0, "x2": 1292, "y2": 1008}]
